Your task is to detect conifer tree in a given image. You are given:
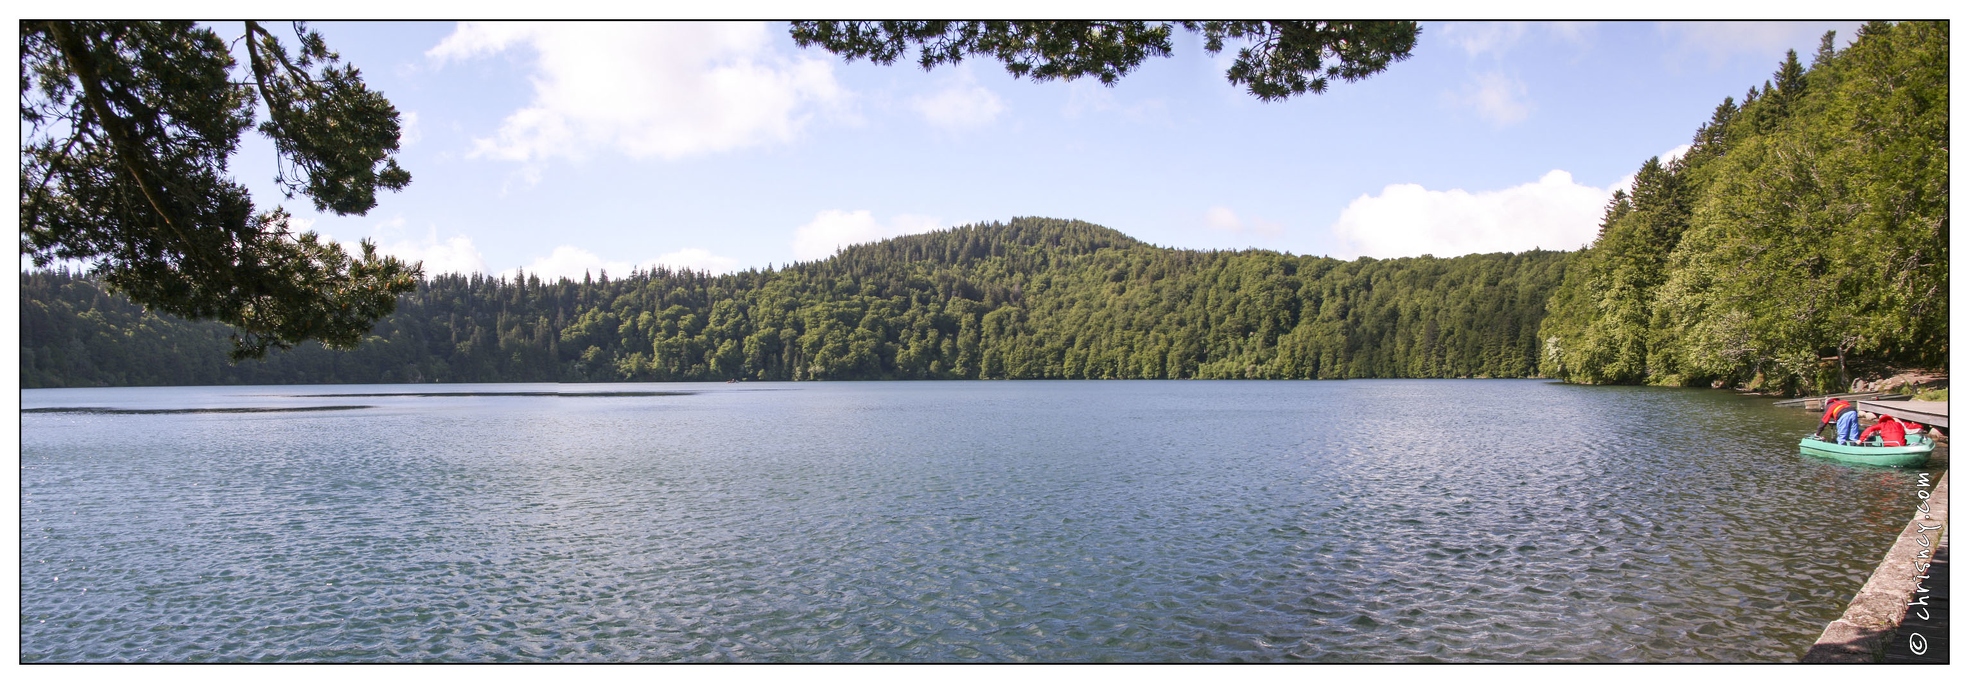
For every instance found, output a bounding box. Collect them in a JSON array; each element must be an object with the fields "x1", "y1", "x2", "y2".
[
  {"x1": 790, "y1": 21, "x2": 1420, "y2": 101},
  {"x1": 21, "y1": 21, "x2": 416, "y2": 359}
]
